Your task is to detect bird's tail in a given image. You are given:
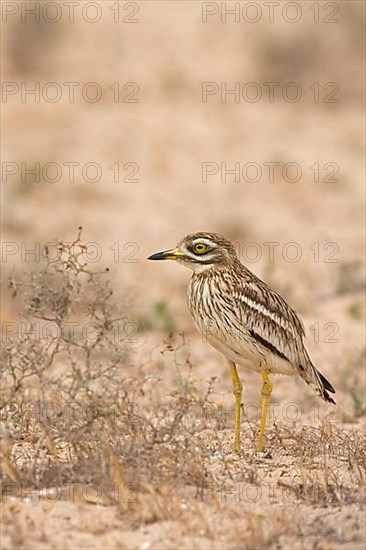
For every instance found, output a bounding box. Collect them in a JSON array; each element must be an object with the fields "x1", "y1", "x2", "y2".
[
  {"x1": 315, "y1": 368, "x2": 336, "y2": 404},
  {"x1": 300, "y1": 354, "x2": 336, "y2": 405}
]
